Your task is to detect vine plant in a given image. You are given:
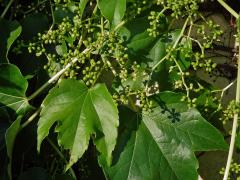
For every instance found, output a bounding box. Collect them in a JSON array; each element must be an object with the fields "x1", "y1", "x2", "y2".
[{"x1": 0, "y1": 0, "x2": 240, "y2": 179}]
